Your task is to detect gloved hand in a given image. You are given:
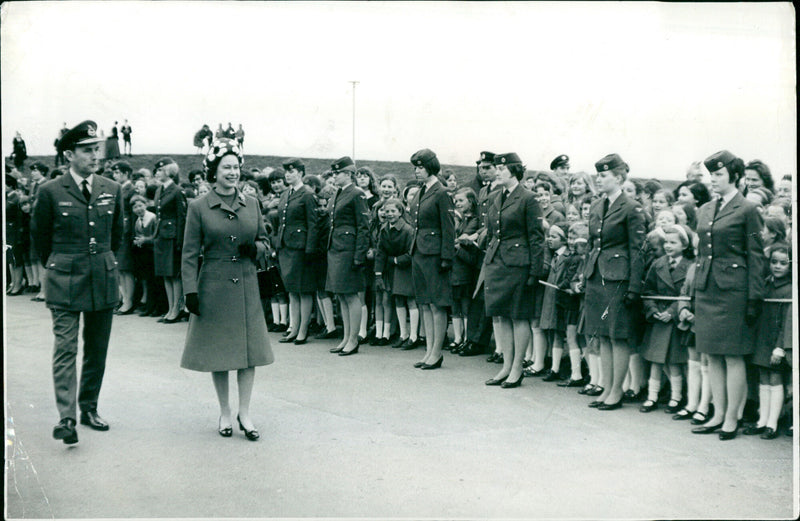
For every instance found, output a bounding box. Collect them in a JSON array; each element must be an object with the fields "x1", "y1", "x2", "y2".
[
  {"x1": 745, "y1": 299, "x2": 762, "y2": 326},
  {"x1": 526, "y1": 275, "x2": 537, "y2": 287},
  {"x1": 439, "y1": 259, "x2": 452, "y2": 273},
  {"x1": 375, "y1": 277, "x2": 385, "y2": 292},
  {"x1": 238, "y1": 242, "x2": 258, "y2": 261},
  {"x1": 185, "y1": 293, "x2": 200, "y2": 315},
  {"x1": 623, "y1": 292, "x2": 639, "y2": 308}
]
